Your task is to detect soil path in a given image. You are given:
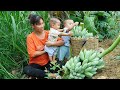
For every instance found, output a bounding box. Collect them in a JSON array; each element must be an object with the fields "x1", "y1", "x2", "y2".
[{"x1": 93, "y1": 39, "x2": 120, "y2": 79}]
